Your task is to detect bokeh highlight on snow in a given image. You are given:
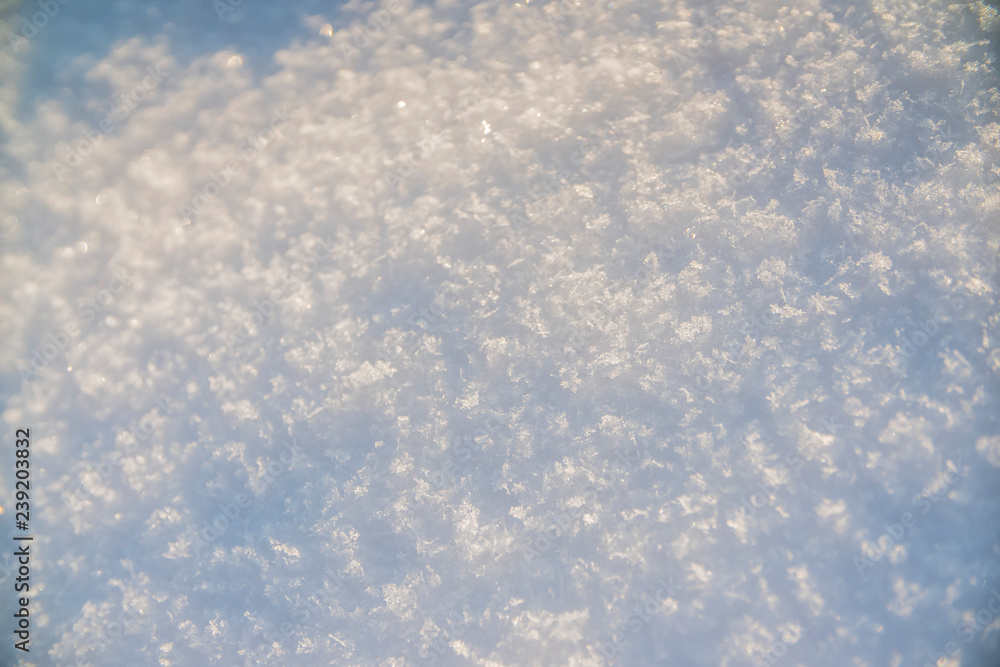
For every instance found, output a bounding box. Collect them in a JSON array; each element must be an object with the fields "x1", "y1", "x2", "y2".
[{"x1": 1, "y1": 0, "x2": 1000, "y2": 664}]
